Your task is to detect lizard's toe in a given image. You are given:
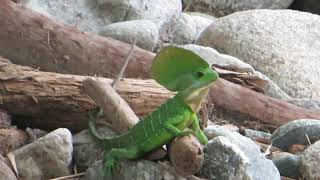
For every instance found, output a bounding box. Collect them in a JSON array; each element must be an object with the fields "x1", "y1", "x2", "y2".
[{"x1": 103, "y1": 157, "x2": 117, "y2": 176}]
